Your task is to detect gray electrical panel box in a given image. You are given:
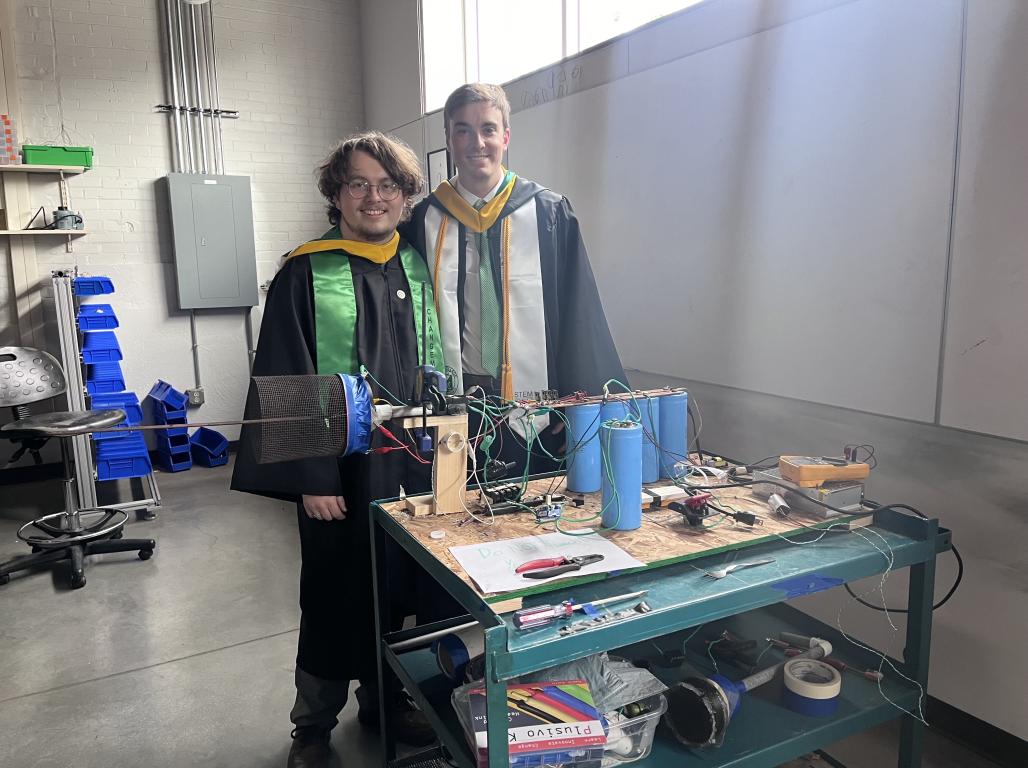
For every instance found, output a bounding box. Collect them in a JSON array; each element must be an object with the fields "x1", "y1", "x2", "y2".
[{"x1": 164, "y1": 173, "x2": 258, "y2": 309}]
